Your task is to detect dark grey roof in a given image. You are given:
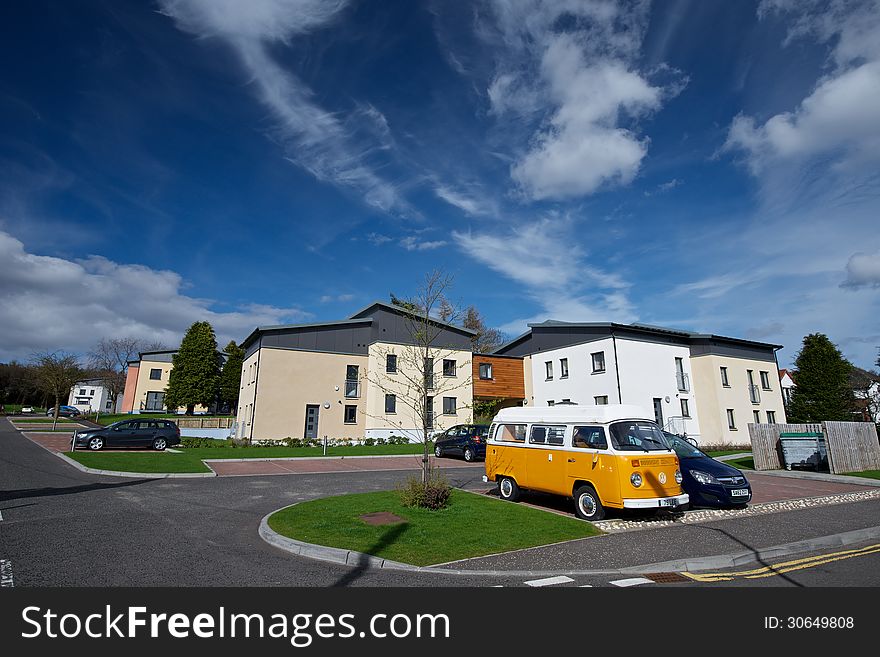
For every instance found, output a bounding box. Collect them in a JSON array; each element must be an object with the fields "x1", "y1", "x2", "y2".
[
  {"x1": 241, "y1": 318, "x2": 373, "y2": 350},
  {"x1": 348, "y1": 300, "x2": 478, "y2": 336}
]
